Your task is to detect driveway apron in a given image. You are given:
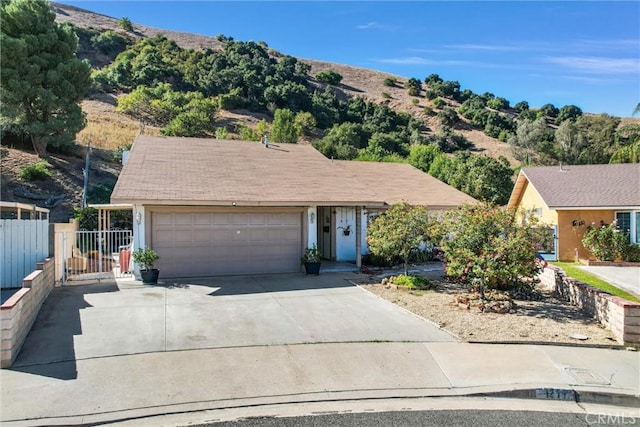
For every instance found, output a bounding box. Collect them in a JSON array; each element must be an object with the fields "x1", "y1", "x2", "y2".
[{"x1": 12, "y1": 272, "x2": 455, "y2": 367}]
